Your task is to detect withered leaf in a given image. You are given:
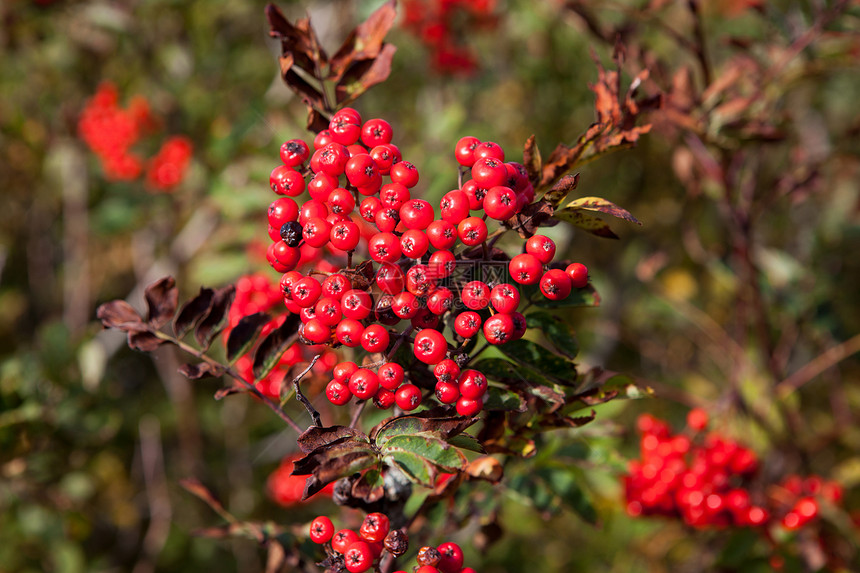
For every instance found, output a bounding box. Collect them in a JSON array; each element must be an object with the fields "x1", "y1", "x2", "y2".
[
  {"x1": 292, "y1": 441, "x2": 378, "y2": 499},
  {"x1": 194, "y1": 284, "x2": 236, "y2": 350},
  {"x1": 279, "y1": 54, "x2": 326, "y2": 109},
  {"x1": 504, "y1": 199, "x2": 557, "y2": 239},
  {"x1": 370, "y1": 407, "x2": 478, "y2": 444},
  {"x1": 542, "y1": 173, "x2": 579, "y2": 207},
  {"x1": 350, "y1": 469, "x2": 385, "y2": 503},
  {"x1": 144, "y1": 276, "x2": 178, "y2": 329},
  {"x1": 226, "y1": 312, "x2": 272, "y2": 363},
  {"x1": 173, "y1": 287, "x2": 214, "y2": 338},
  {"x1": 297, "y1": 425, "x2": 369, "y2": 454},
  {"x1": 180, "y1": 478, "x2": 226, "y2": 513},
  {"x1": 265, "y1": 540, "x2": 288, "y2": 573},
  {"x1": 265, "y1": 4, "x2": 327, "y2": 72},
  {"x1": 563, "y1": 196, "x2": 641, "y2": 225},
  {"x1": 465, "y1": 456, "x2": 504, "y2": 483},
  {"x1": 335, "y1": 44, "x2": 397, "y2": 106},
  {"x1": 96, "y1": 300, "x2": 145, "y2": 332},
  {"x1": 252, "y1": 312, "x2": 301, "y2": 381},
  {"x1": 306, "y1": 108, "x2": 329, "y2": 133},
  {"x1": 178, "y1": 362, "x2": 225, "y2": 380},
  {"x1": 539, "y1": 123, "x2": 601, "y2": 188},
  {"x1": 553, "y1": 208, "x2": 619, "y2": 239},
  {"x1": 522, "y1": 134, "x2": 542, "y2": 186},
  {"x1": 128, "y1": 331, "x2": 163, "y2": 352},
  {"x1": 329, "y1": 0, "x2": 397, "y2": 80},
  {"x1": 215, "y1": 385, "x2": 247, "y2": 400}
]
